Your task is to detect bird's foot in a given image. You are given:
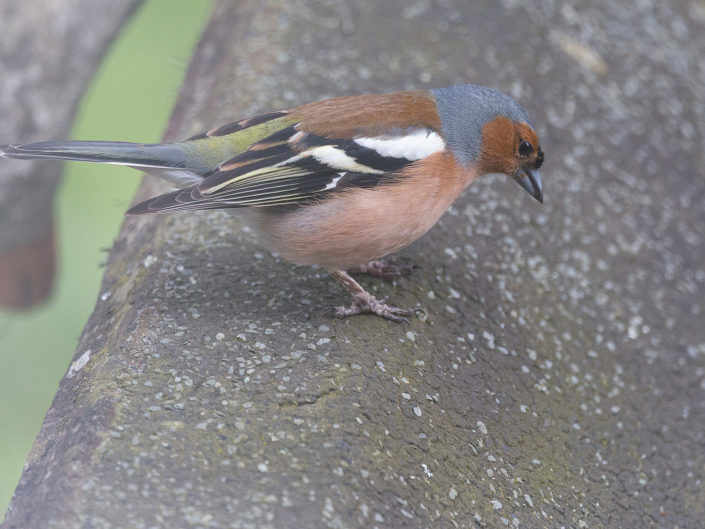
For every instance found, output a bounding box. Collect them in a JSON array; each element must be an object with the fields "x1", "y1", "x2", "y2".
[
  {"x1": 329, "y1": 268, "x2": 416, "y2": 323},
  {"x1": 334, "y1": 292, "x2": 415, "y2": 323},
  {"x1": 349, "y1": 258, "x2": 415, "y2": 281}
]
